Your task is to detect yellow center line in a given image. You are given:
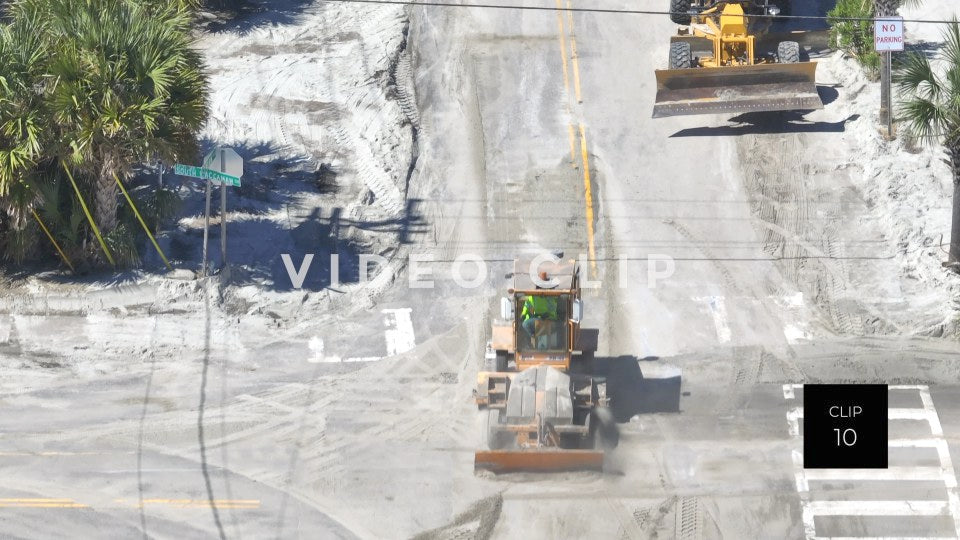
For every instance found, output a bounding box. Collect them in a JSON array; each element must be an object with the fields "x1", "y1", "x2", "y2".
[
  {"x1": 0, "y1": 498, "x2": 88, "y2": 509},
  {"x1": 0, "y1": 498, "x2": 75, "y2": 502},
  {"x1": 553, "y1": 0, "x2": 571, "y2": 96},
  {"x1": 566, "y1": 0, "x2": 583, "y2": 104},
  {"x1": 0, "y1": 503, "x2": 88, "y2": 508},
  {"x1": 555, "y1": 0, "x2": 598, "y2": 275},
  {"x1": 116, "y1": 498, "x2": 262, "y2": 509},
  {"x1": 578, "y1": 123, "x2": 597, "y2": 274}
]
